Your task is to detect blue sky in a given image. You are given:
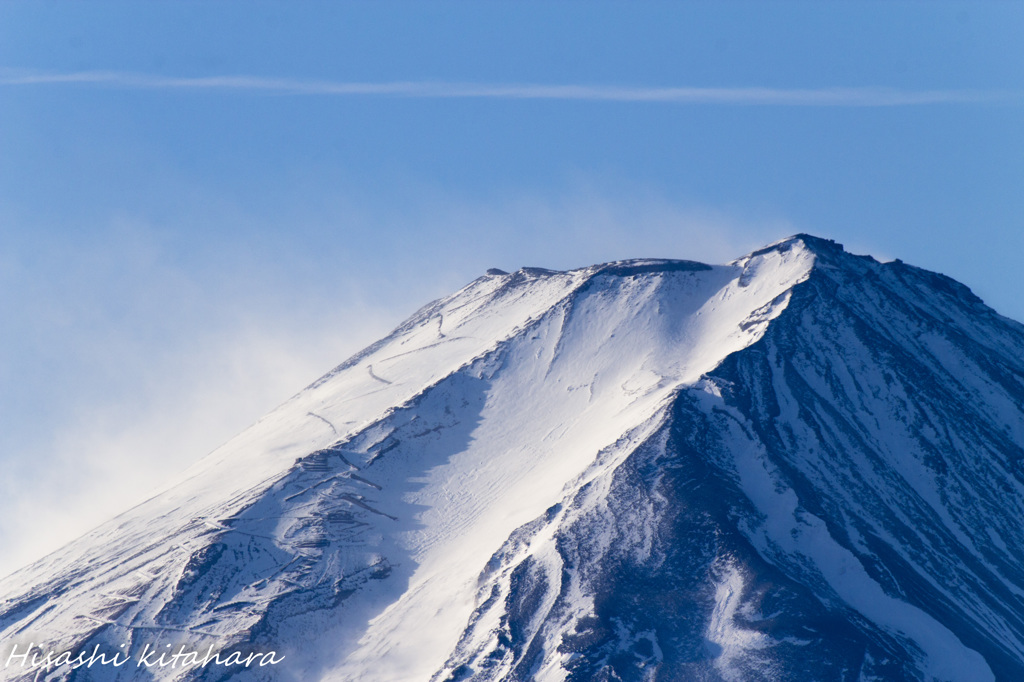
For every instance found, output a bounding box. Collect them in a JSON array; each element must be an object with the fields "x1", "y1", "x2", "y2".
[{"x1": 1, "y1": 1, "x2": 1022, "y2": 575}]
